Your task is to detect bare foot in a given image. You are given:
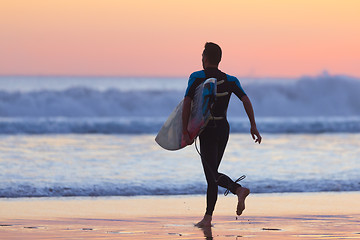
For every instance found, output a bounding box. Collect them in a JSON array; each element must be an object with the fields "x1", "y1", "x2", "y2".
[
  {"x1": 194, "y1": 214, "x2": 212, "y2": 228},
  {"x1": 236, "y1": 187, "x2": 250, "y2": 216},
  {"x1": 200, "y1": 225, "x2": 213, "y2": 239}
]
